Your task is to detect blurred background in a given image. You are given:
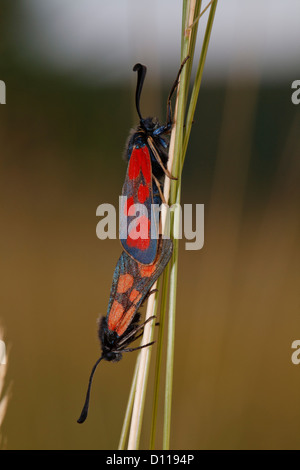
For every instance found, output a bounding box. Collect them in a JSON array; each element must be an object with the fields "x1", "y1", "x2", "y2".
[{"x1": 0, "y1": 0, "x2": 300, "y2": 450}]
